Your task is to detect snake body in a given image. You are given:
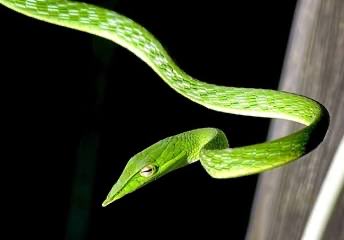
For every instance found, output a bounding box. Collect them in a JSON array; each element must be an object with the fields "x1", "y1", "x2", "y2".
[{"x1": 1, "y1": 0, "x2": 329, "y2": 206}]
